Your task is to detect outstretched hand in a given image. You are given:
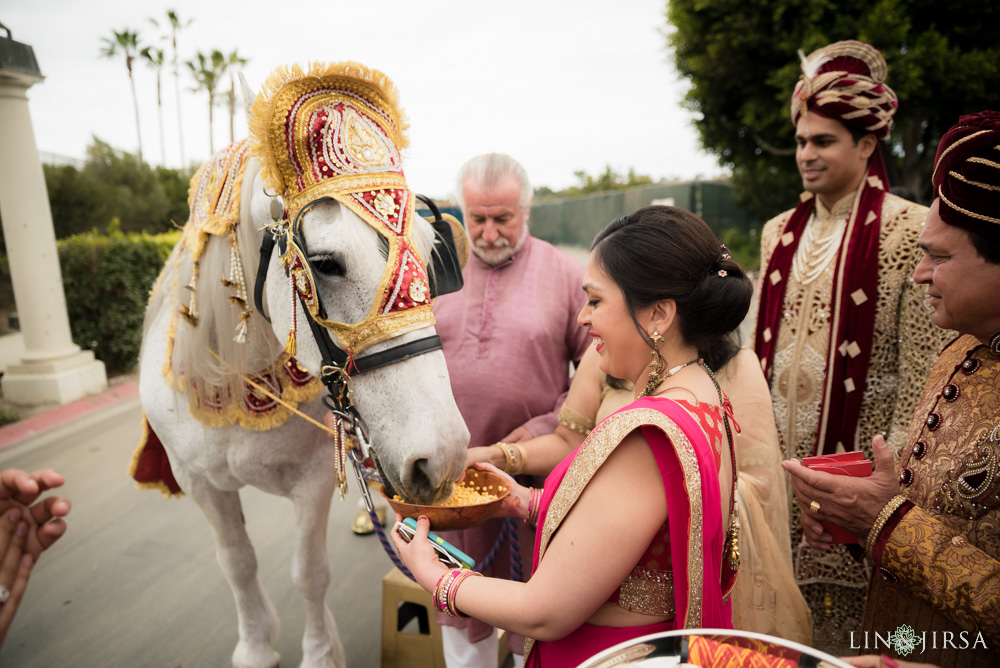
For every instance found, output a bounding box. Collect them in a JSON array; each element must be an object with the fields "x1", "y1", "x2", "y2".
[
  {"x1": 0, "y1": 468, "x2": 70, "y2": 650},
  {"x1": 781, "y1": 435, "x2": 899, "y2": 550},
  {"x1": 0, "y1": 469, "x2": 71, "y2": 561},
  {"x1": 0, "y1": 506, "x2": 35, "y2": 649}
]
